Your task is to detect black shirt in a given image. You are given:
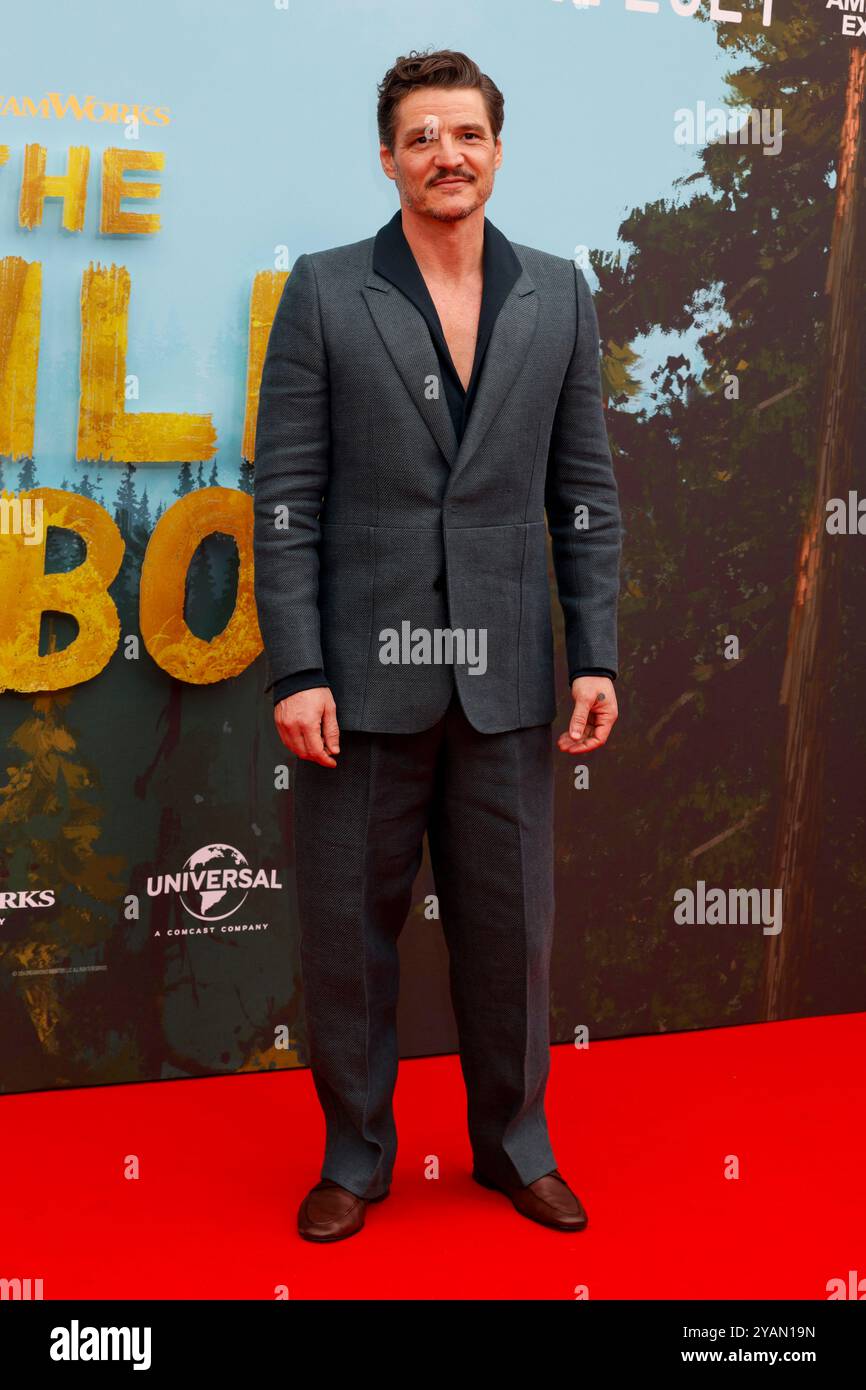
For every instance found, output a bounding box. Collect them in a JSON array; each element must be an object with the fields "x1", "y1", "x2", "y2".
[{"x1": 271, "y1": 211, "x2": 615, "y2": 704}]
